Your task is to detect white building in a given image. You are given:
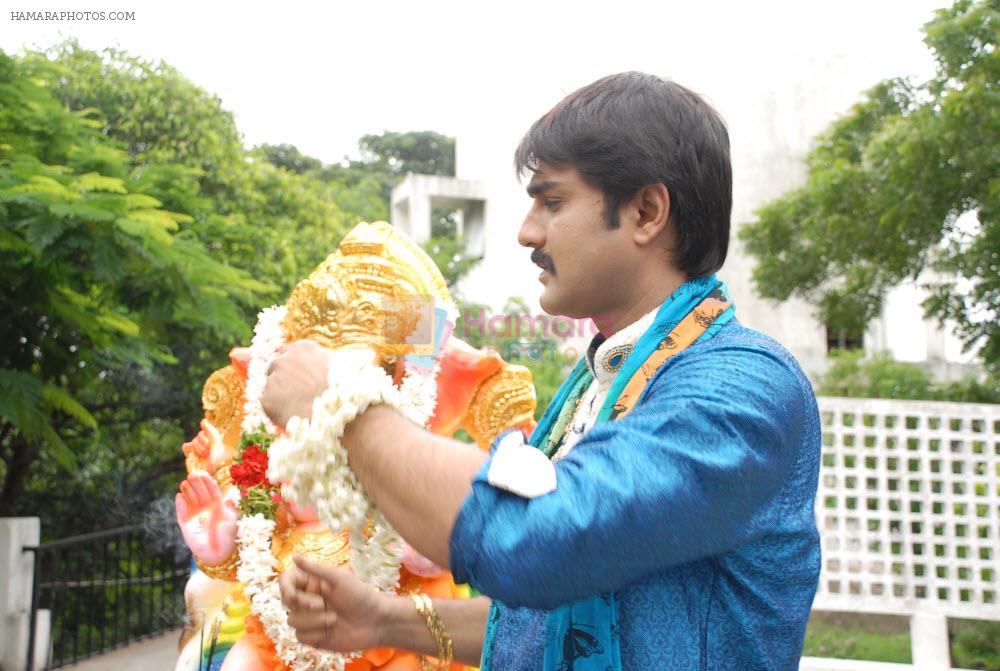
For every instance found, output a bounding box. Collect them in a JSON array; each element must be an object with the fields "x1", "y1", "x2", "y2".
[{"x1": 392, "y1": 9, "x2": 979, "y2": 382}]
